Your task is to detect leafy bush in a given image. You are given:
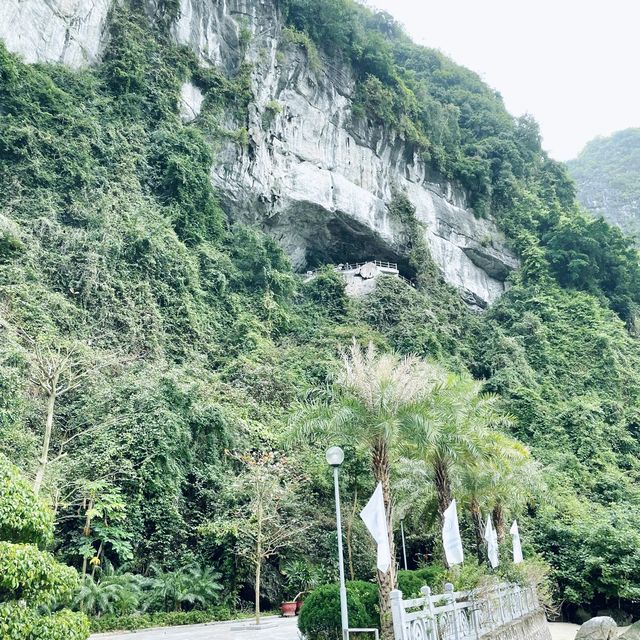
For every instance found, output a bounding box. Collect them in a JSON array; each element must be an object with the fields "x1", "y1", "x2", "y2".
[
  {"x1": 0, "y1": 604, "x2": 89, "y2": 640},
  {"x1": 303, "y1": 268, "x2": 350, "y2": 318},
  {"x1": 0, "y1": 454, "x2": 53, "y2": 546},
  {"x1": 0, "y1": 542, "x2": 79, "y2": 606},
  {"x1": 396, "y1": 566, "x2": 454, "y2": 599},
  {"x1": 89, "y1": 607, "x2": 232, "y2": 632},
  {"x1": 298, "y1": 581, "x2": 378, "y2": 640},
  {"x1": 0, "y1": 455, "x2": 88, "y2": 639}
]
